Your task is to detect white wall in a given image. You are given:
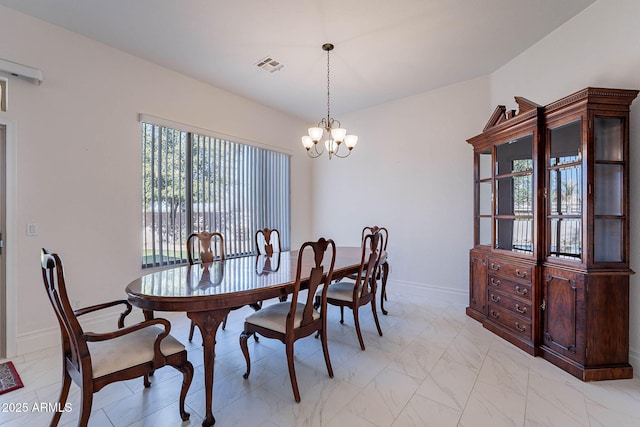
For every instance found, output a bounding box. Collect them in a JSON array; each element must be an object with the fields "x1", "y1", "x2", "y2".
[
  {"x1": 311, "y1": 76, "x2": 491, "y2": 296},
  {"x1": 0, "y1": 6, "x2": 312, "y2": 356},
  {"x1": 490, "y1": 0, "x2": 640, "y2": 367},
  {"x1": 311, "y1": 0, "x2": 640, "y2": 368}
]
